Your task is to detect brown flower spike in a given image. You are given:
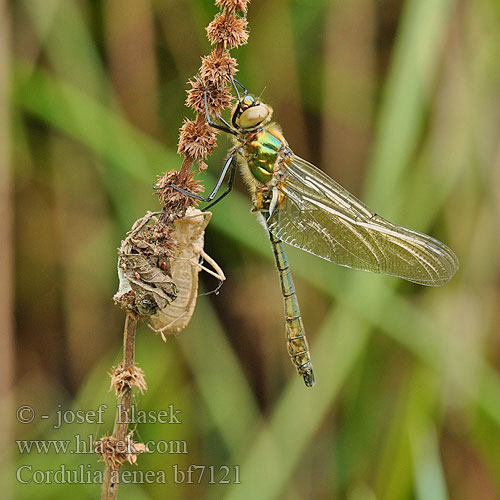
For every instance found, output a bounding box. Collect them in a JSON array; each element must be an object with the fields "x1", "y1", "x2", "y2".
[
  {"x1": 177, "y1": 117, "x2": 218, "y2": 157},
  {"x1": 186, "y1": 79, "x2": 233, "y2": 117},
  {"x1": 101, "y1": 2, "x2": 251, "y2": 498},
  {"x1": 155, "y1": 169, "x2": 204, "y2": 215},
  {"x1": 96, "y1": 432, "x2": 148, "y2": 468},
  {"x1": 200, "y1": 50, "x2": 238, "y2": 88},
  {"x1": 157, "y1": 0, "x2": 249, "y2": 209},
  {"x1": 215, "y1": 0, "x2": 250, "y2": 12},
  {"x1": 206, "y1": 12, "x2": 249, "y2": 49},
  {"x1": 109, "y1": 363, "x2": 148, "y2": 395}
]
